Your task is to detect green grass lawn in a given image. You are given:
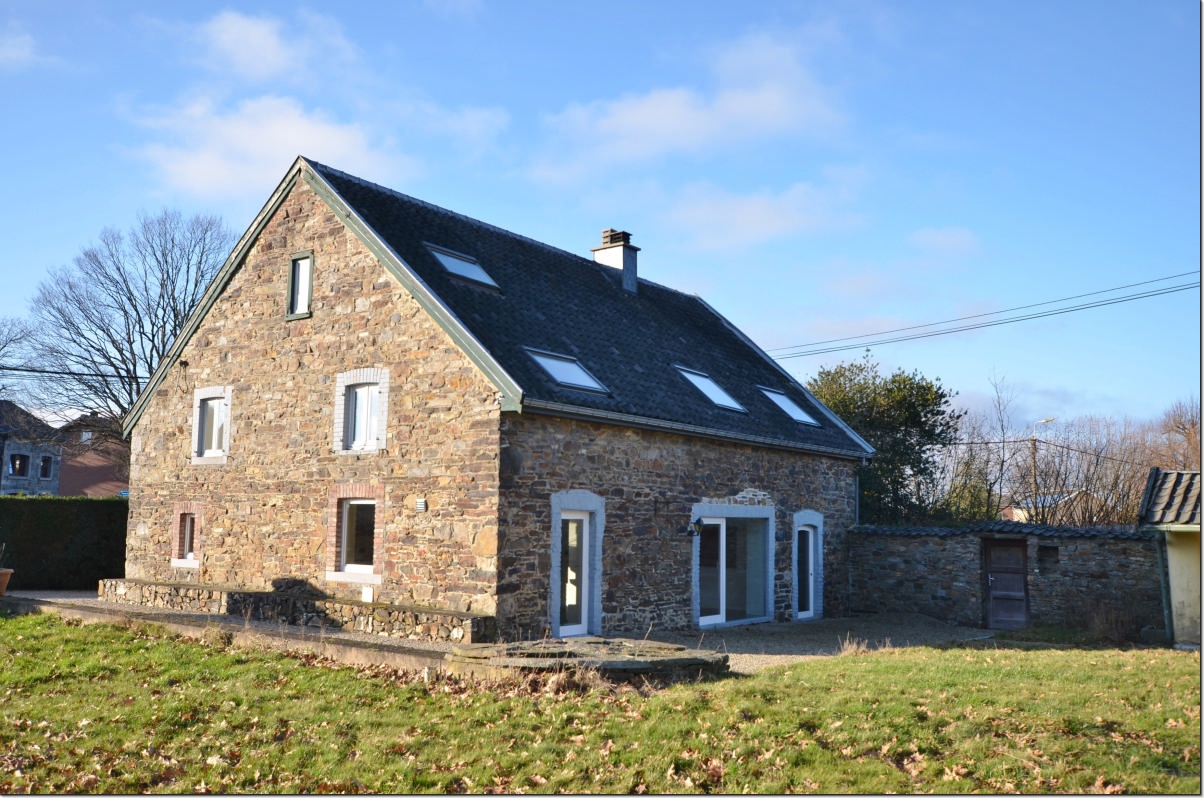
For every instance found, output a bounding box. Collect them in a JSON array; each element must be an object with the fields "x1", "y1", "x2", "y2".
[{"x1": 1, "y1": 612, "x2": 1198, "y2": 794}]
